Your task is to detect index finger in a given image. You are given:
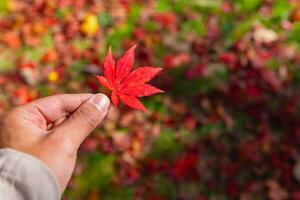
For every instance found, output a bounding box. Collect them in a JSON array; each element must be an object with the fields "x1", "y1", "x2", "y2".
[{"x1": 22, "y1": 94, "x2": 94, "y2": 123}]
